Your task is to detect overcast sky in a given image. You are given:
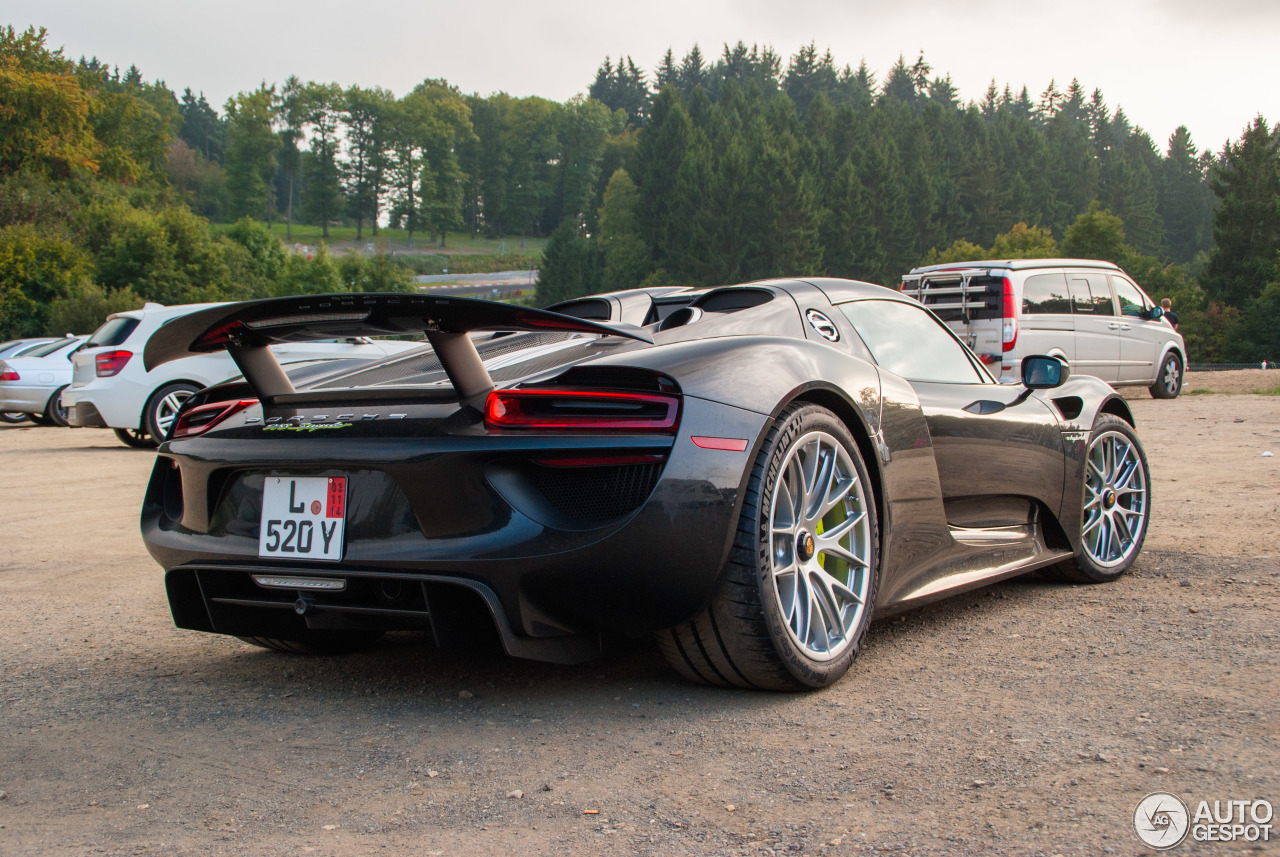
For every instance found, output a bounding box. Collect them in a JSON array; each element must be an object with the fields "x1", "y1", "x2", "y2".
[{"x1": 6, "y1": 0, "x2": 1277, "y2": 152}]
